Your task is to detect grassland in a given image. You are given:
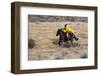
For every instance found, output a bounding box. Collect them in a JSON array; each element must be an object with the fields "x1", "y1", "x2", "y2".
[{"x1": 28, "y1": 22, "x2": 88, "y2": 60}]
